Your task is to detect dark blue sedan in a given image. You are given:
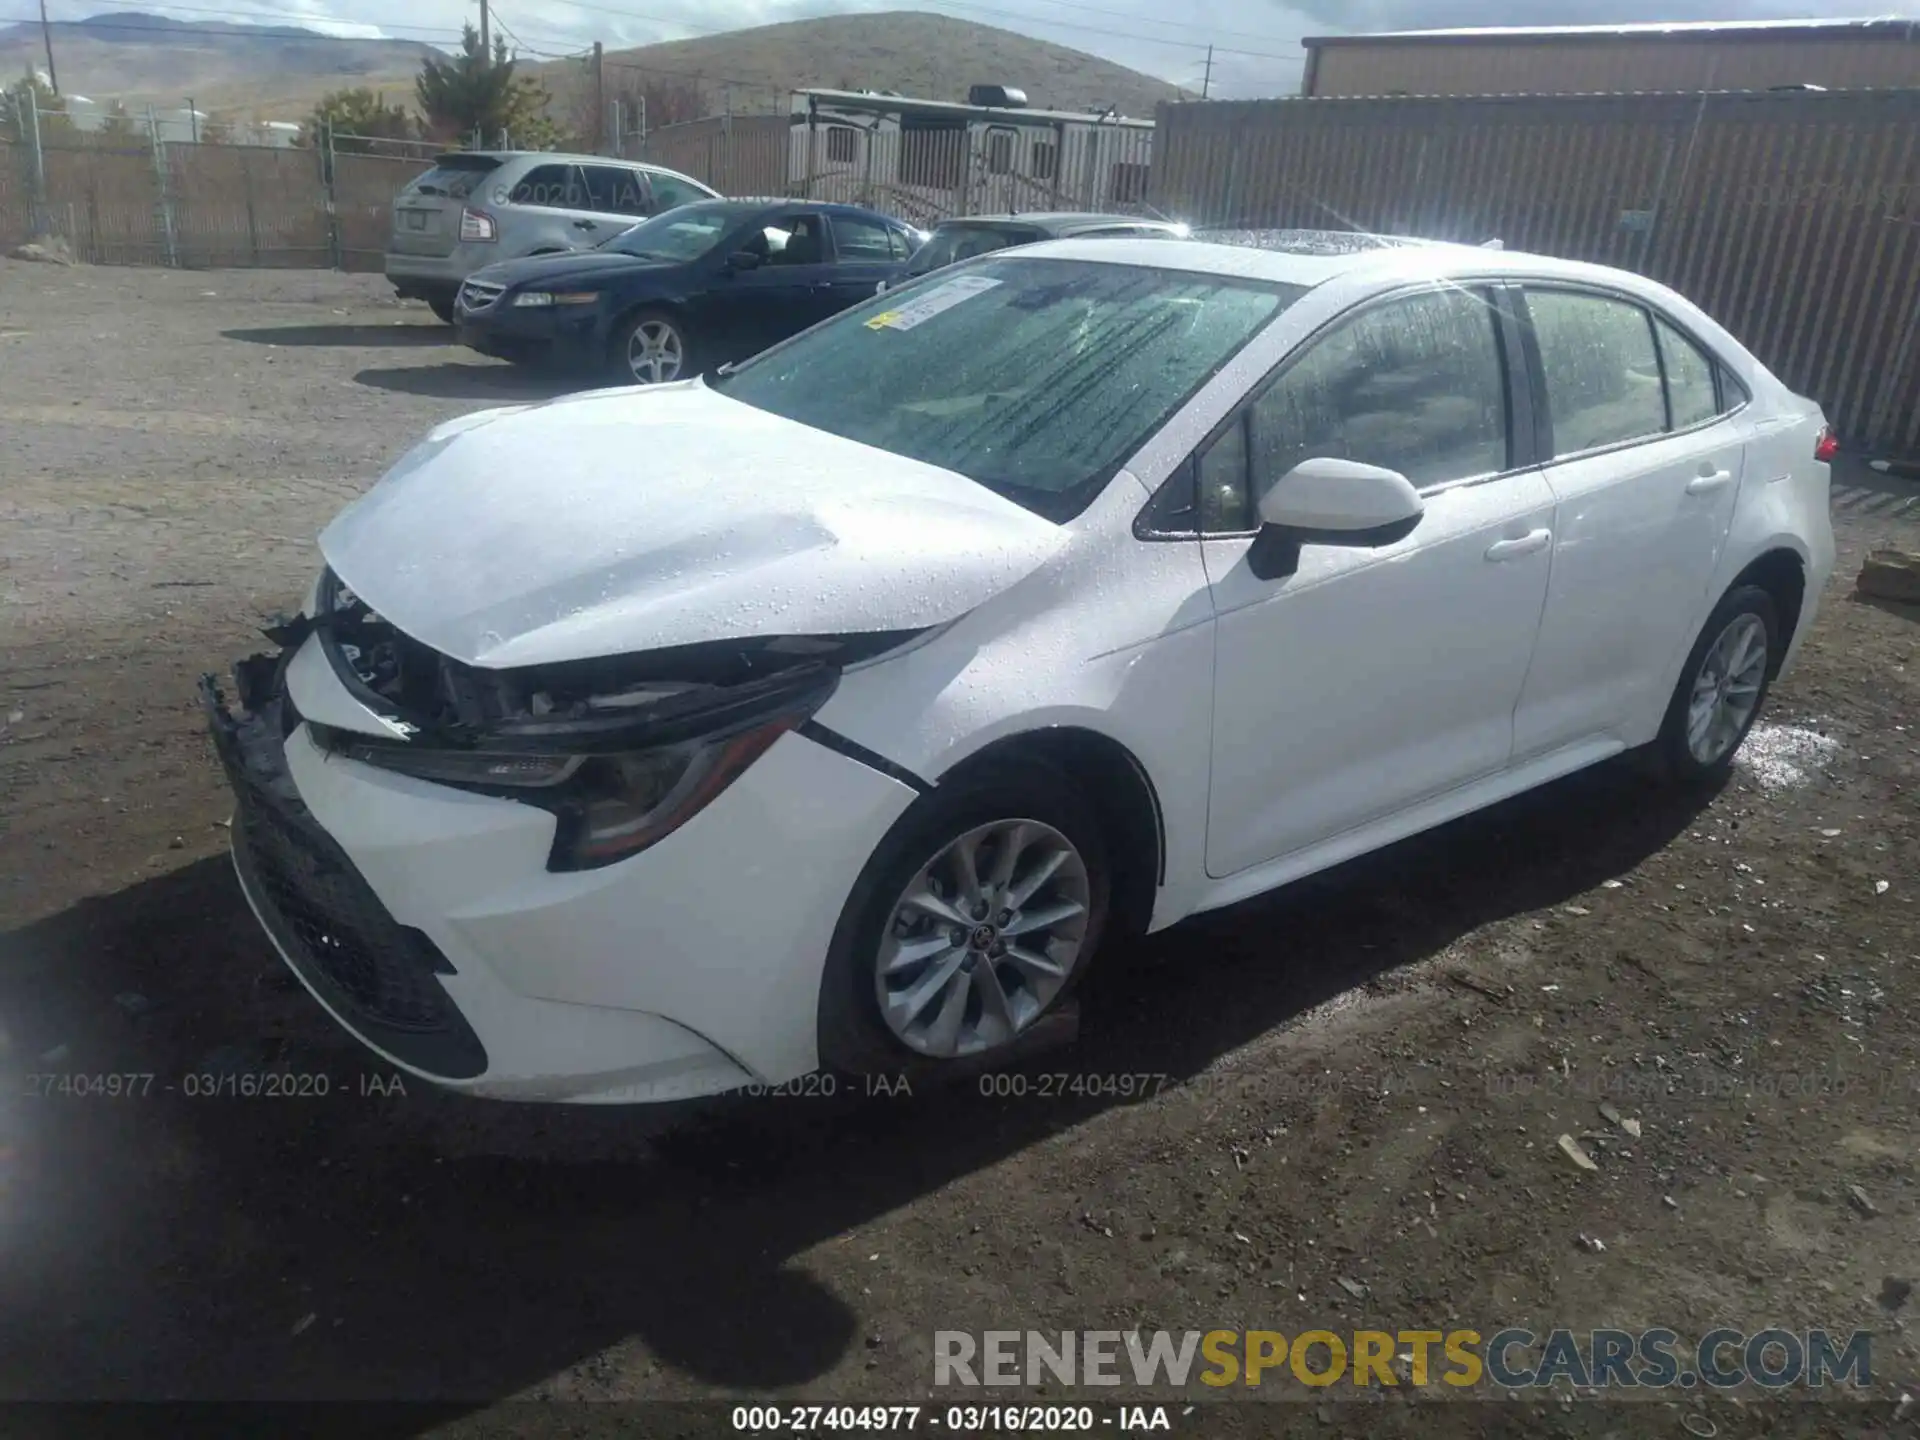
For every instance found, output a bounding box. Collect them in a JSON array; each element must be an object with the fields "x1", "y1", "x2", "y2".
[{"x1": 452, "y1": 198, "x2": 923, "y2": 384}]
